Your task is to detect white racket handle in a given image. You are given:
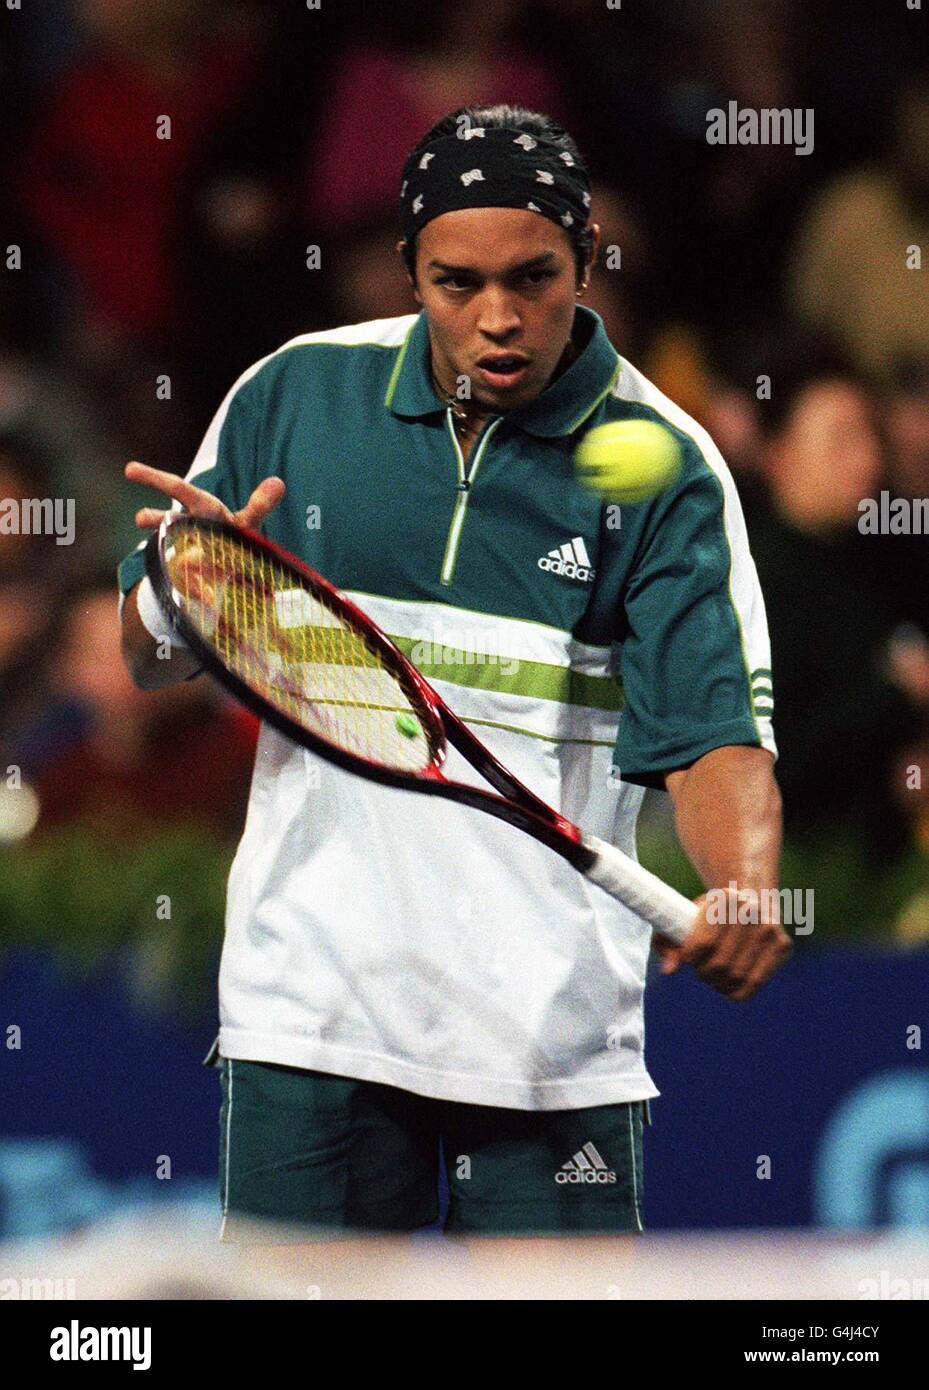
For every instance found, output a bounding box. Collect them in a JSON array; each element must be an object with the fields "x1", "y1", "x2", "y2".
[{"x1": 581, "y1": 834, "x2": 699, "y2": 945}]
